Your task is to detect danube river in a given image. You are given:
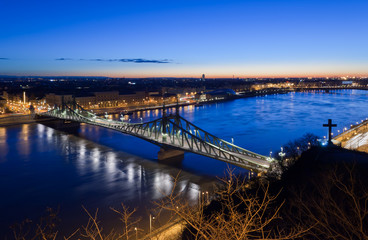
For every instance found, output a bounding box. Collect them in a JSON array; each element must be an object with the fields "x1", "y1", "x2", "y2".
[{"x1": 1, "y1": 89, "x2": 368, "y2": 238}]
